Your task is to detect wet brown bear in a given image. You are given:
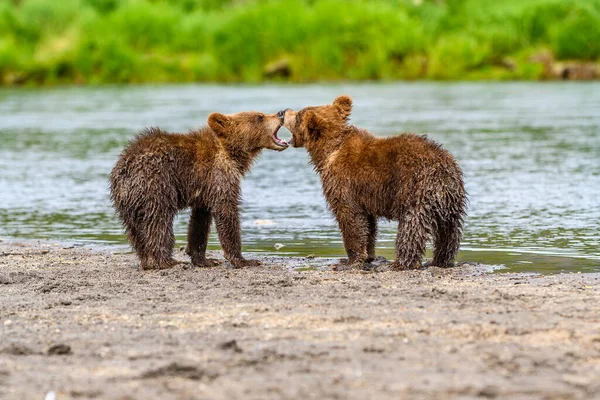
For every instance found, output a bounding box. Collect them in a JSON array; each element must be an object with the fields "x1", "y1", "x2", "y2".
[
  {"x1": 282, "y1": 96, "x2": 467, "y2": 270},
  {"x1": 109, "y1": 111, "x2": 289, "y2": 270}
]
